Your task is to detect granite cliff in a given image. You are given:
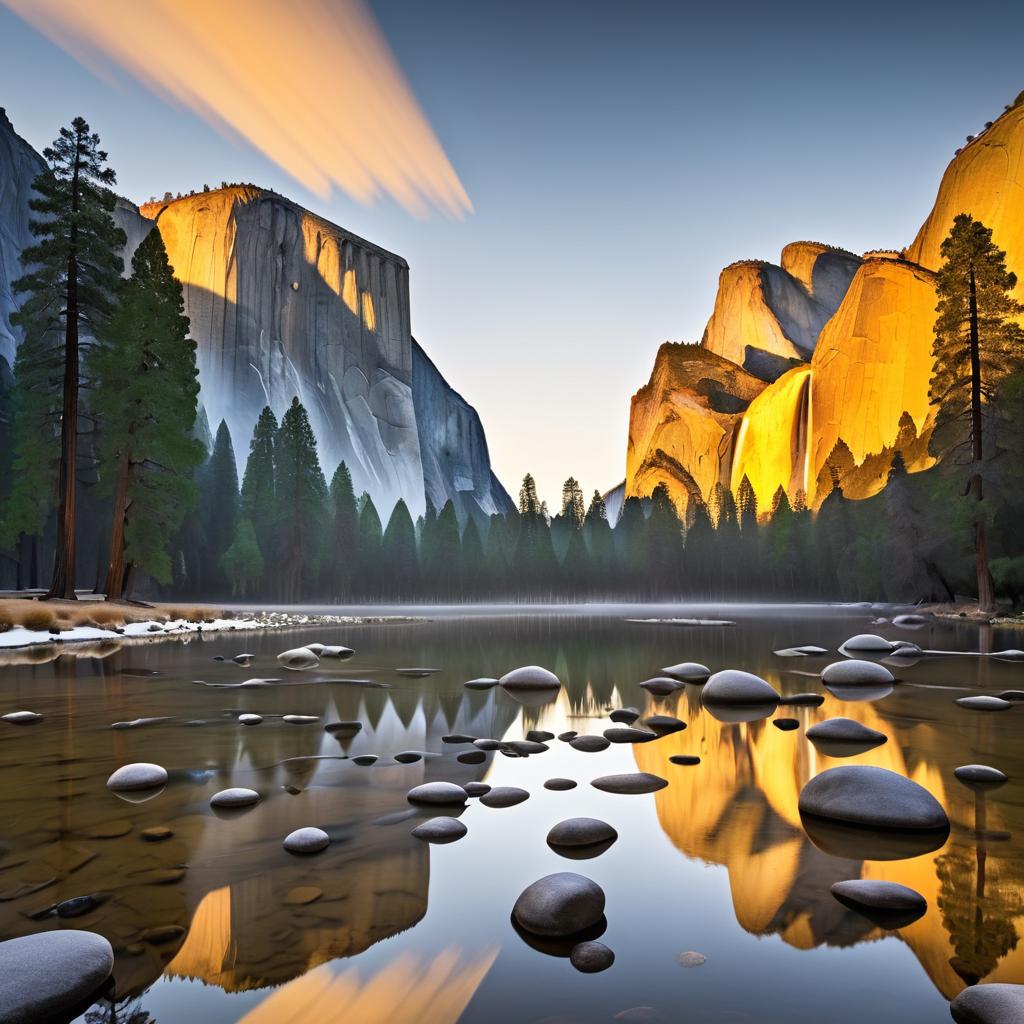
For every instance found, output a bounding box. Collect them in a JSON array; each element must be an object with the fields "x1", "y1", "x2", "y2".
[
  {"x1": 0, "y1": 110, "x2": 510, "y2": 521},
  {"x1": 627, "y1": 92, "x2": 1024, "y2": 513}
]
